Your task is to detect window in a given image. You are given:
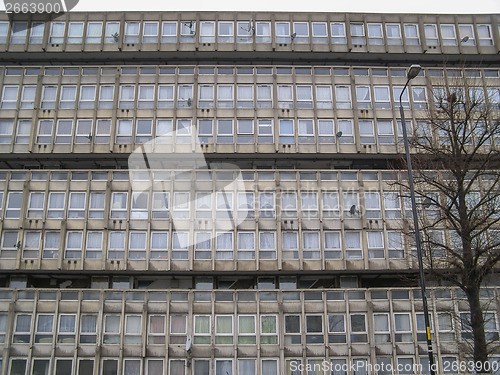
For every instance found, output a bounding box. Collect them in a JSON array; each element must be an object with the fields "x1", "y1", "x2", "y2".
[
  {"x1": 170, "y1": 315, "x2": 187, "y2": 344},
  {"x1": 412, "y1": 86, "x2": 427, "y2": 109},
  {"x1": 393, "y1": 313, "x2": 412, "y2": 342},
  {"x1": 424, "y1": 24, "x2": 439, "y2": 45},
  {"x1": 256, "y1": 85, "x2": 272, "y2": 108},
  {"x1": 79, "y1": 86, "x2": 96, "y2": 109},
  {"x1": 143, "y1": 22, "x2": 159, "y2": 43},
  {"x1": 277, "y1": 85, "x2": 292, "y2": 108},
  {"x1": 20, "y1": 86, "x2": 36, "y2": 109},
  {"x1": 57, "y1": 314, "x2": 76, "y2": 343},
  {"x1": 40, "y1": 86, "x2": 57, "y2": 109},
  {"x1": 110, "y1": 192, "x2": 127, "y2": 219},
  {"x1": 322, "y1": 192, "x2": 339, "y2": 218},
  {"x1": 255, "y1": 21, "x2": 270, "y2": 43},
  {"x1": 54, "y1": 119, "x2": 73, "y2": 144},
  {"x1": 156, "y1": 85, "x2": 174, "y2": 108},
  {"x1": 343, "y1": 192, "x2": 359, "y2": 218},
  {"x1": 386, "y1": 23, "x2": 402, "y2": 44},
  {"x1": 376, "y1": 120, "x2": 394, "y2": 144},
  {"x1": 259, "y1": 192, "x2": 275, "y2": 218},
  {"x1": 328, "y1": 314, "x2": 346, "y2": 343},
  {"x1": 281, "y1": 192, "x2": 297, "y2": 218},
  {"x1": 297, "y1": 86, "x2": 313, "y2": 108},
  {"x1": 373, "y1": 86, "x2": 390, "y2": 109},
  {"x1": 149, "y1": 231, "x2": 168, "y2": 260},
  {"x1": 302, "y1": 192, "x2": 318, "y2": 218},
  {"x1": 292, "y1": 22, "x2": 309, "y2": 43},
  {"x1": 124, "y1": 315, "x2": 141, "y2": 344},
  {"x1": 235, "y1": 85, "x2": 253, "y2": 109},
  {"x1": 200, "y1": 21, "x2": 215, "y2": 43},
  {"x1": 316, "y1": 85, "x2": 333, "y2": 109},
  {"x1": 103, "y1": 315, "x2": 120, "y2": 344},
  {"x1": 367, "y1": 23, "x2": 383, "y2": 45},
  {"x1": 104, "y1": 22, "x2": 120, "y2": 43},
  {"x1": 86, "y1": 22, "x2": 103, "y2": 43},
  {"x1": 237, "y1": 21, "x2": 253, "y2": 43},
  {"x1": 384, "y1": 192, "x2": 401, "y2": 219},
  {"x1": 172, "y1": 231, "x2": 188, "y2": 259},
  {"x1": 458, "y1": 24, "x2": 475, "y2": 46},
  {"x1": 217, "y1": 85, "x2": 234, "y2": 108},
  {"x1": 101, "y1": 359, "x2": 118, "y2": 375},
  {"x1": 78, "y1": 315, "x2": 98, "y2": 344},
  {"x1": 367, "y1": 231, "x2": 384, "y2": 258},
  {"x1": 215, "y1": 232, "x2": 233, "y2": 260},
  {"x1": 67, "y1": 22, "x2": 84, "y2": 43},
  {"x1": 218, "y1": 21, "x2": 234, "y2": 43},
  {"x1": 87, "y1": 192, "x2": 105, "y2": 219},
  {"x1": 65, "y1": 231, "x2": 82, "y2": 259},
  {"x1": 138, "y1": 85, "x2": 155, "y2": 109},
  {"x1": 5, "y1": 191, "x2": 22, "y2": 219},
  {"x1": 0, "y1": 120, "x2": 12, "y2": 144},
  {"x1": 477, "y1": 24, "x2": 493, "y2": 46},
  {"x1": 335, "y1": 86, "x2": 351, "y2": 109},
  {"x1": 27, "y1": 192, "x2": 44, "y2": 219},
  {"x1": 0, "y1": 22, "x2": 7, "y2": 43},
  {"x1": 180, "y1": 21, "x2": 196, "y2": 43},
  {"x1": 124, "y1": 22, "x2": 140, "y2": 43},
  {"x1": 350, "y1": 23, "x2": 365, "y2": 44},
  {"x1": 282, "y1": 232, "x2": 298, "y2": 259},
  {"x1": 193, "y1": 315, "x2": 211, "y2": 344},
  {"x1": 98, "y1": 86, "x2": 114, "y2": 109},
  {"x1": 260, "y1": 315, "x2": 277, "y2": 344},
  {"x1": 85, "y1": 232, "x2": 103, "y2": 259},
  {"x1": 350, "y1": 314, "x2": 367, "y2": 343},
  {"x1": 331, "y1": 22, "x2": 346, "y2": 44},
  {"x1": 198, "y1": 85, "x2": 214, "y2": 108},
  {"x1": 306, "y1": 315, "x2": 324, "y2": 344},
  {"x1": 404, "y1": 24, "x2": 420, "y2": 45},
  {"x1": 49, "y1": 22, "x2": 65, "y2": 44},
  {"x1": 440, "y1": 24, "x2": 457, "y2": 45},
  {"x1": 284, "y1": 315, "x2": 301, "y2": 345},
  {"x1": 1, "y1": 85, "x2": 19, "y2": 109},
  {"x1": 259, "y1": 232, "x2": 276, "y2": 260},
  {"x1": 177, "y1": 85, "x2": 193, "y2": 108},
  {"x1": 364, "y1": 192, "x2": 381, "y2": 218},
  {"x1": 146, "y1": 360, "x2": 164, "y2": 375},
  {"x1": 59, "y1": 86, "x2": 76, "y2": 109},
  {"x1": 9, "y1": 359, "x2": 27, "y2": 375},
  {"x1": 345, "y1": 231, "x2": 362, "y2": 259},
  {"x1": 119, "y1": 86, "x2": 135, "y2": 109},
  {"x1": 148, "y1": 315, "x2": 165, "y2": 344},
  {"x1": 311, "y1": 22, "x2": 327, "y2": 43},
  {"x1": 279, "y1": 119, "x2": 294, "y2": 144},
  {"x1": 194, "y1": 232, "x2": 211, "y2": 260},
  {"x1": 42, "y1": 232, "x2": 60, "y2": 259},
  {"x1": 275, "y1": 22, "x2": 290, "y2": 43},
  {"x1": 22, "y1": 231, "x2": 40, "y2": 259},
  {"x1": 214, "y1": 315, "x2": 233, "y2": 344},
  {"x1": 236, "y1": 231, "x2": 255, "y2": 260},
  {"x1": 68, "y1": 192, "x2": 86, "y2": 219},
  {"x1": 161, "y1": 22, "x2": 177, "y2": 43},
  {"x1": 237, "y1": 191, "x2": 254, "y2": 219},
  {"x1": 13, "y1": 314, "x2": 32, "y2": 343},
  {"x1": 356, "y1": 86, "x2": 371, "y2": 108}
]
